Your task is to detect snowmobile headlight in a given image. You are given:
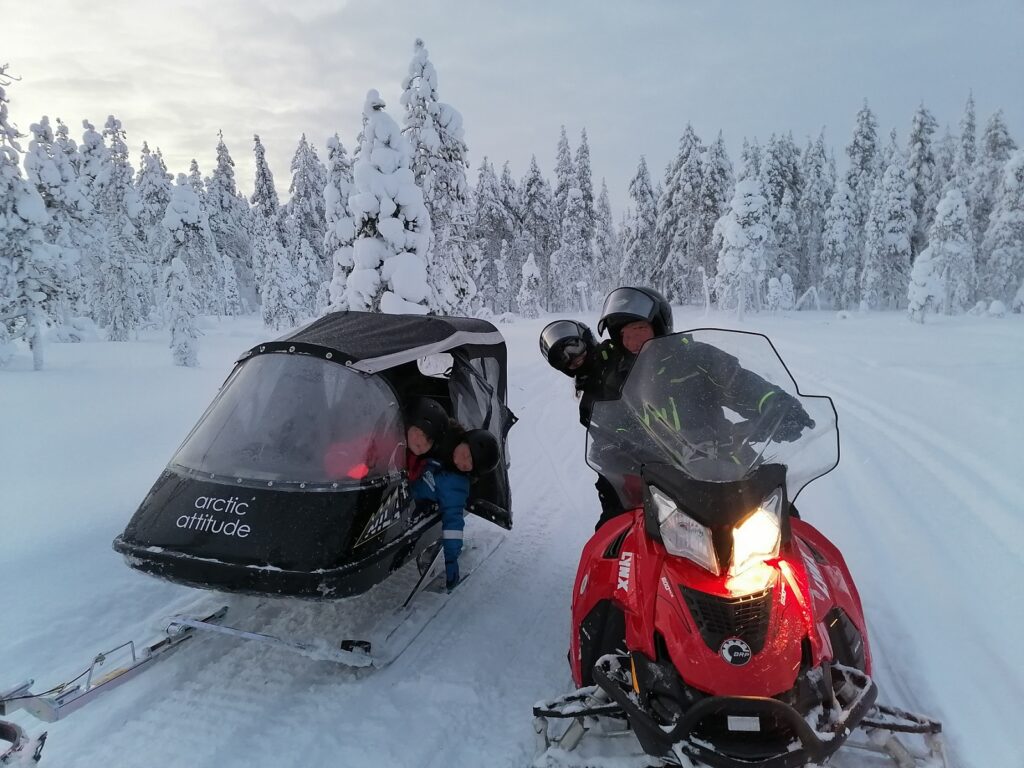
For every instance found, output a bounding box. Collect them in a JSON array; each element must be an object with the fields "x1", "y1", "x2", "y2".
[
  {"x1": 650, "y1": 485, "x2": 720, "y2": 575},
  {"x1": 730, "y1": 488, "x2": 783, "y2": 576}
]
